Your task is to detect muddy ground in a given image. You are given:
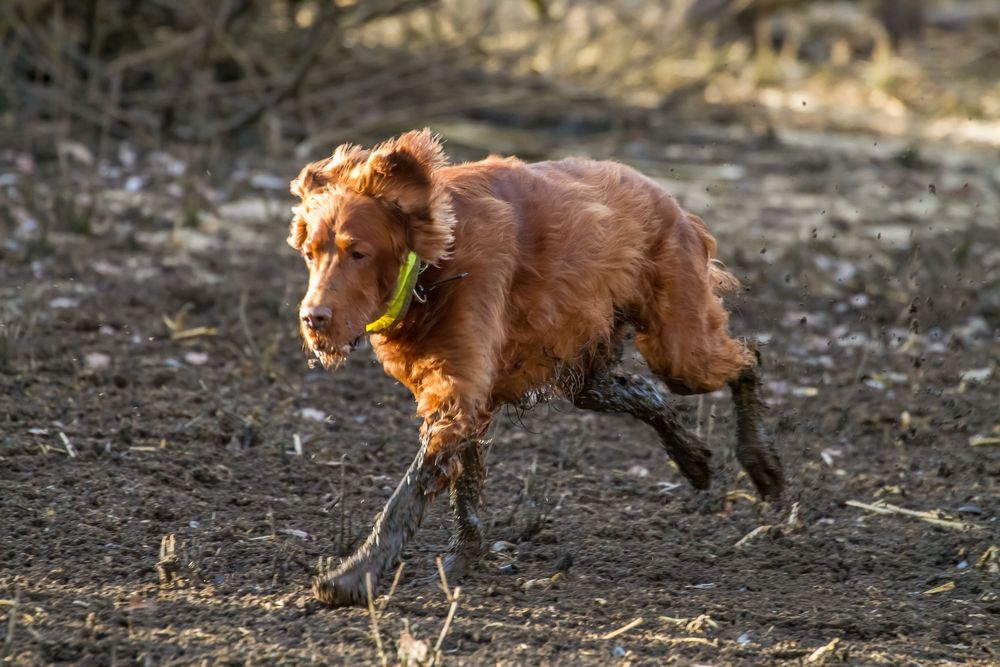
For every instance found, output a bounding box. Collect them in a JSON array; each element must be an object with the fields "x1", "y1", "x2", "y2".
[{"x1": 1, "y1": 121, "x2": 999, "y2": 666}]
